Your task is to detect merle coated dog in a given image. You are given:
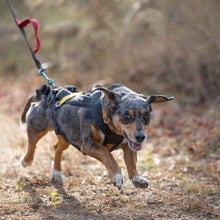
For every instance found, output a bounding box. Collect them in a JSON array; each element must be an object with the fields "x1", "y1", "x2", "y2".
[{"x1": 21, "y1": 84, "x2": 173, "y2": 189}]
